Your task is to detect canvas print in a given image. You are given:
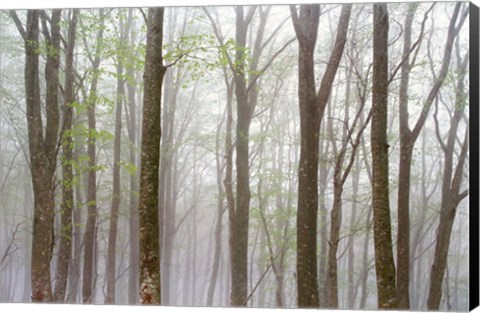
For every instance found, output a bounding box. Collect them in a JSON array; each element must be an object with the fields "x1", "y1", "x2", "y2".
[{"x1": 0, "y1": 1, "x2": 475, "y2": 311}]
